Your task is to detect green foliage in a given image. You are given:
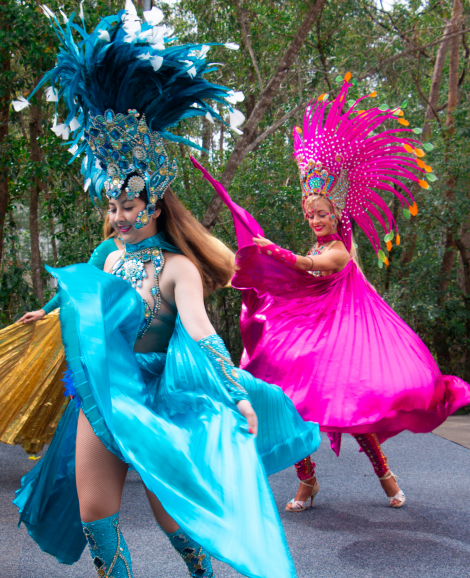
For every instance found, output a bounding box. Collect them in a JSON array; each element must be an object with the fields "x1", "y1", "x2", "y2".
[{"x1": 1, "y1": 0, "x2": 470, "y2": 390}]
